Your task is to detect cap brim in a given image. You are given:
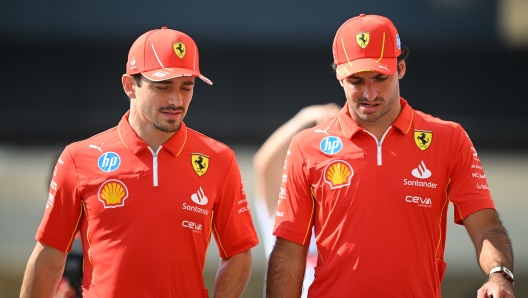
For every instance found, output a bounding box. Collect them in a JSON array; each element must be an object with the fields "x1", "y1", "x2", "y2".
[
  {"x1": 335, "y1": 57, "x2": 397, "y2": 80},
  {"x1": 141, "y1": 67, "x2": 213, "y2": 85}
]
